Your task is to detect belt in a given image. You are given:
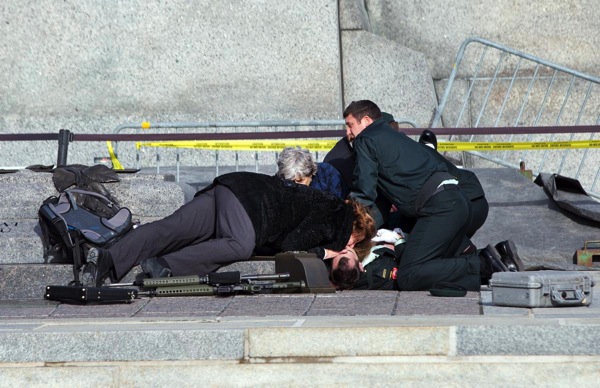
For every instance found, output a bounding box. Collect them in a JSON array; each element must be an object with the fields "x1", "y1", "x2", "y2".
[
  {"x1": 431, "y1": 183, "x2": 460, "y2": 197},
  {"x1": 414, "y1": 172, "x2": 455, "y2": 212}
]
